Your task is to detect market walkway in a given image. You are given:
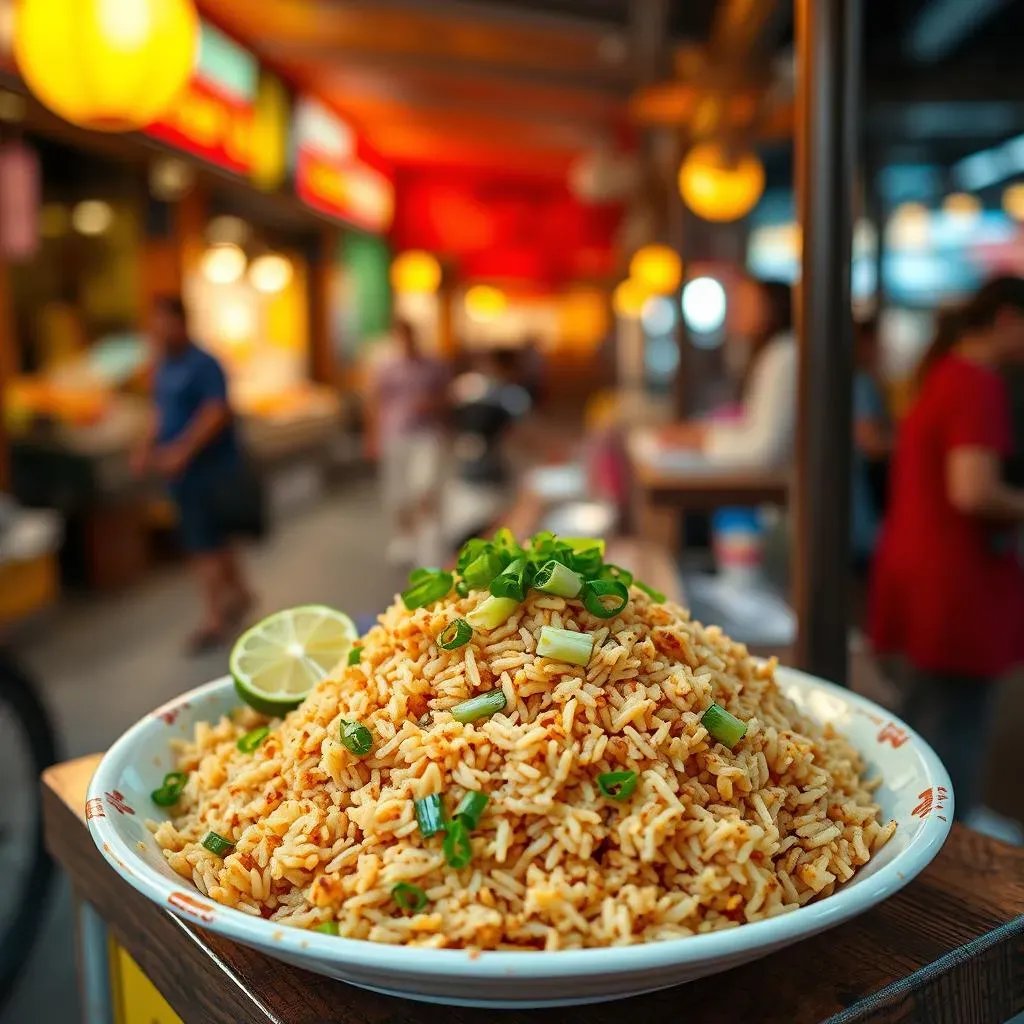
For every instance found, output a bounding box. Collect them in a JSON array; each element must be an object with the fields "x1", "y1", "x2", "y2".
[{"x1": 4, "y1": 478, "x2": 403, "y2": 1023}]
